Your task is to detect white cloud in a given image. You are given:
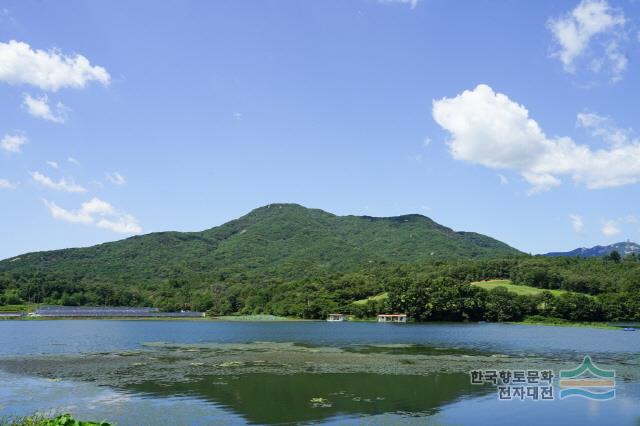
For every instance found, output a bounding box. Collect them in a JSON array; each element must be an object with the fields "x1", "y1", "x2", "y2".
[
  {"x1": 432, "y1": 84, "x2": 640, "y2": 193},
  {"x1": 602, "y1": 219, "x2": 621, "y2": 236},
  {"x1": 22, "y1": 94, "x2": 69, "y2": 123},
  {"x1": 604, "y1": 40, "x2": 628, "y2": 82},
  {"x1": 547, "y1": 0, "x2": 627, "y2": 81},
  {"x1": 0, "y1": 178, "x2": 15, "y2": 189},
  {"x1": 106, "y1": 172, "x2": 126, "y2": 185},
  {"x1": 498, "y1": 174, "x2": 509, "y2": 185},
  {"x1": 1, "y1": 133, "x2": 27, "y2": 153},
  {"x1": 67, "y1": 157, "x2": 80, "y2": 166},
  {"x1": 0, "y1": 40, "x2": 110, "y2": 91},
  {"x1": 569, "y1": 214, "x2": 585, "y2": 232},
  {"x1": 378, "y1": 0, "x2": 419, "y2": 9},
  {"x1": 597, "y1": 215, "x2": 638, "y2": 237},
  {"x1": 81, "y1": 197, "x2": 114, "y2": 215},
  {"x1": 44, "y1": 199, "x2": 93, "y2": 223},
  {"x1": 522, "y1": 172, "x2": 561, "y2": 195},
  {"x1": 43, "y1": 197, "x2": 142, "y2": 234},
  {"x1": 577, "y1": 111, "x2": 630, "y2": 146},
  {"x1": 30, "y1": 171, "x2": 86, "y2": 193},
  {"x1": 423, "y1": 137, "x2": 432, "y2": 147},
  {"x1": 96, "y1": 215, "x2": 141, "y2": 233},
  {"x1": 46, "y1": 161, "x2": 59, "y2": 169}
]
